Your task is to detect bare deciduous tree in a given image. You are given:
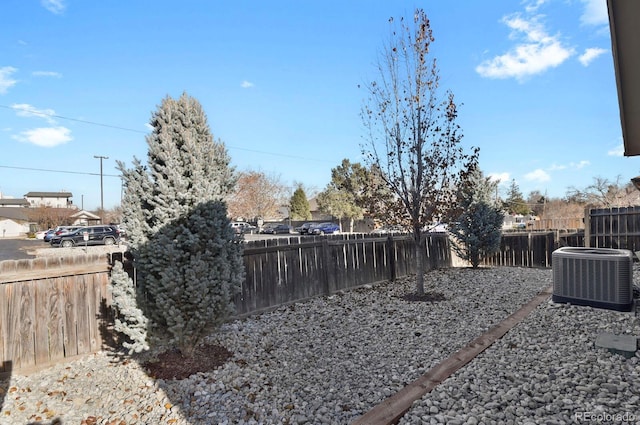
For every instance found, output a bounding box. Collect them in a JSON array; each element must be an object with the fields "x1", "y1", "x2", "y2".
[
  {"x1": 361, "y1": 9, "x2": 478, "y2": 295},
  {"x1": 27, "y1": 206, "x2": 74, "y2": 229},
  {"x1": 227, "y1": 170, "x2": 288, "y2": 221},
  {"x1": 566, "y1": 175, "x2": 638, "y2": 208}
]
